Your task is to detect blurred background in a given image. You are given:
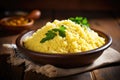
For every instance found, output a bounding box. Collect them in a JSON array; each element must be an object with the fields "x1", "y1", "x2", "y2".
[
  {"x1": 0, "y1": 0, "x2": 120, "y2": 11},
  {"x1": 0, "y1": 0, "x2": 120, "y2": 19}
]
